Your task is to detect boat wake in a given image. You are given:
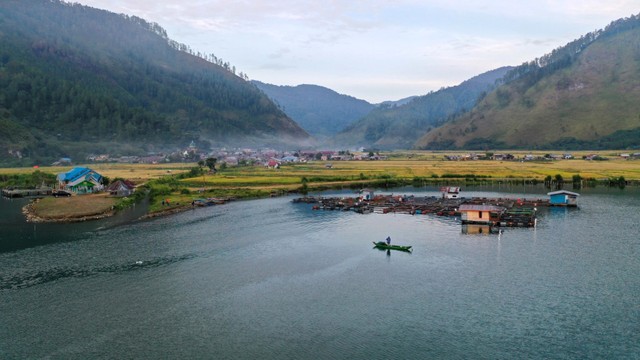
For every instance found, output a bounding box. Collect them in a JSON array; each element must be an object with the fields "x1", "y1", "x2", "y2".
[{"x1": 0, "y1": 253, "x2": 197, "y2": 290}]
